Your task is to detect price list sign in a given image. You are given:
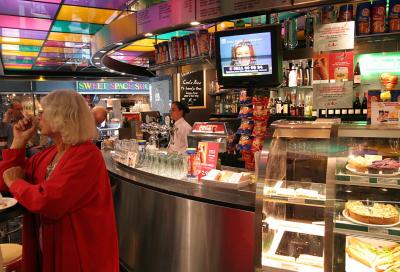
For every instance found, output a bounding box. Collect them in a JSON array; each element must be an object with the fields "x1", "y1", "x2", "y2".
[{"x1": 179, "y1": 70, "x2": 205, "y2": 109}]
